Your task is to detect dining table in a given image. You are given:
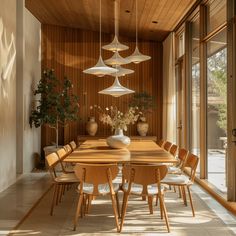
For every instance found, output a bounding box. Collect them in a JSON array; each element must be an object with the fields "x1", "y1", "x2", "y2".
[{"x1": 63, "y1": 139, "x2": 178, "y2": 164}]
